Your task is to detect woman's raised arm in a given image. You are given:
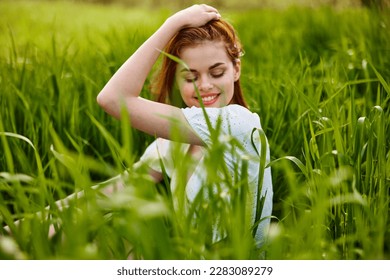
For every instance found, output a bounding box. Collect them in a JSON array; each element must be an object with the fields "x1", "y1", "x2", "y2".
[{"x1": 96, "y1": 5, "x2": 220, "y2": 145}]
